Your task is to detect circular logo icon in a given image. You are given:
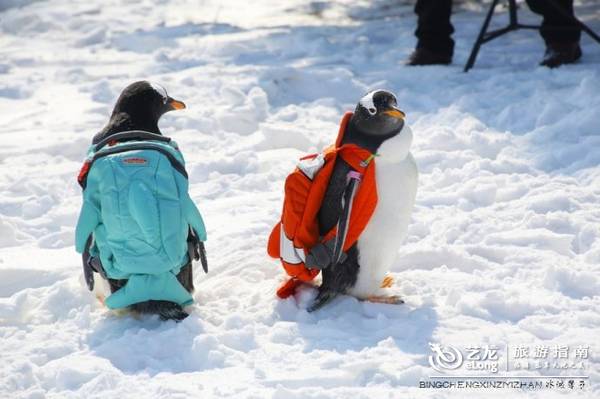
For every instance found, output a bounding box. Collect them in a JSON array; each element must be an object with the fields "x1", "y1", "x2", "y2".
[{"x1": 428, "y1": 342, "x2": 464, "y2": 373}]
